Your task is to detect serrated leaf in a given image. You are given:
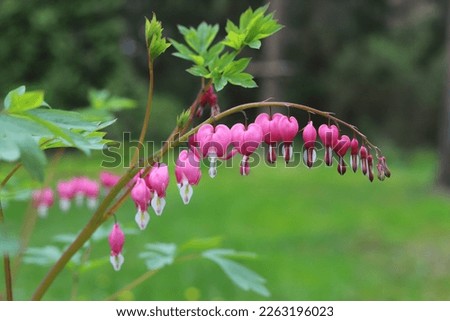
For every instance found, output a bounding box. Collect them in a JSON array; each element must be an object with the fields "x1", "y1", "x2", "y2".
[
  {"x1": 170, "y1": 39, "x2": 196, "y2": 61},
  {"x1": 226, "y1": 72, "x2": 257, "y2": 88},
  {"x1": 224, "y1": 58, "x2": 251, "y2": 75},
  {"x1": 177, "y1": 22, "x2": 219, "y2": 55},
  {"x1": 139, "y1": 242, "x2": 177, "y2": 271},
  {"x1": 222, "y1": 5, "x2": 282, "y2": 51},
  {"x1": 202, "y1": 249, "x2": 270, "y2": 297},
  {"x1": 26, "y1": 109, "x2": 102, "y2": 131},
  {"x1": 213, "y1": 76, "x2": 228, "y2": 92},
  {"x1": 145, "y1": 14, "x2": 171, "y2": 60}
]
